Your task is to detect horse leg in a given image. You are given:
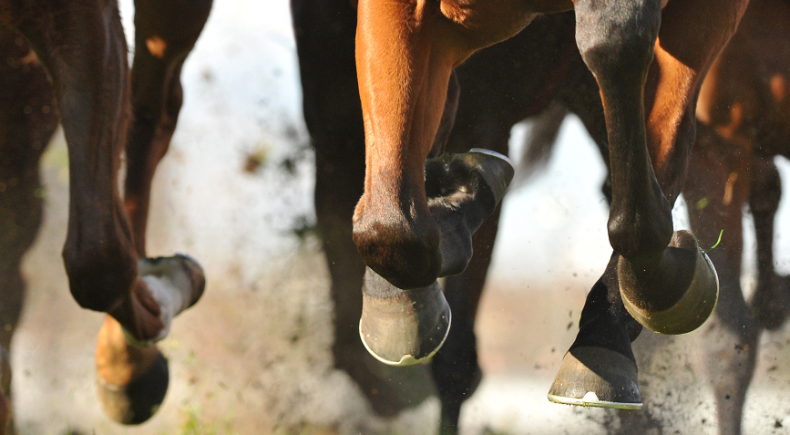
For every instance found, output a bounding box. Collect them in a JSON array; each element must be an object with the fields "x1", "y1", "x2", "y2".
[
  {"x1": 352, "y1": 0, "x2": 523, "y2": 291},
  {"x1": 2, "y1": 1, "x2": 205, "y2": 422},
  {"x1": 684, "y1": 124, "x2": 757, "y2": 435},
  {"x1": 292, "y1": 0, "x2": 434, "y2": 415},
  {"x1": 749, "y1": 157, "x2": 789, "y2": 330},
  {"x1": 430, "y1": 90, "x2": 516, "y2": 430},
  {"x1": 94, "y1": 0, "x2": 212, "y2": 424},
  {"x1": 0, "y1": 27, "x2": 58, "y2": 435},
  {"x1": 124, "y1": 0, "x2": 212, "y2": 254},
  {"x1": 354, "y1": 0, "x2": 516, "y2": 366},
  {"x1": 550, "y1": 0, "x2": 748, "y2": 407},
  {"x1": 431, "y1": 204, "x2": 501, "y2": 435}
]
